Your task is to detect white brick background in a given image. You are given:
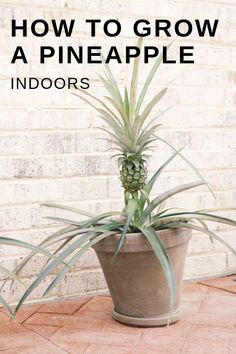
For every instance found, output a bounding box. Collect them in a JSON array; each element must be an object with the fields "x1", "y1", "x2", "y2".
[{"x1": 0, "y1": 0, "x2": 235, "y2": 304}]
